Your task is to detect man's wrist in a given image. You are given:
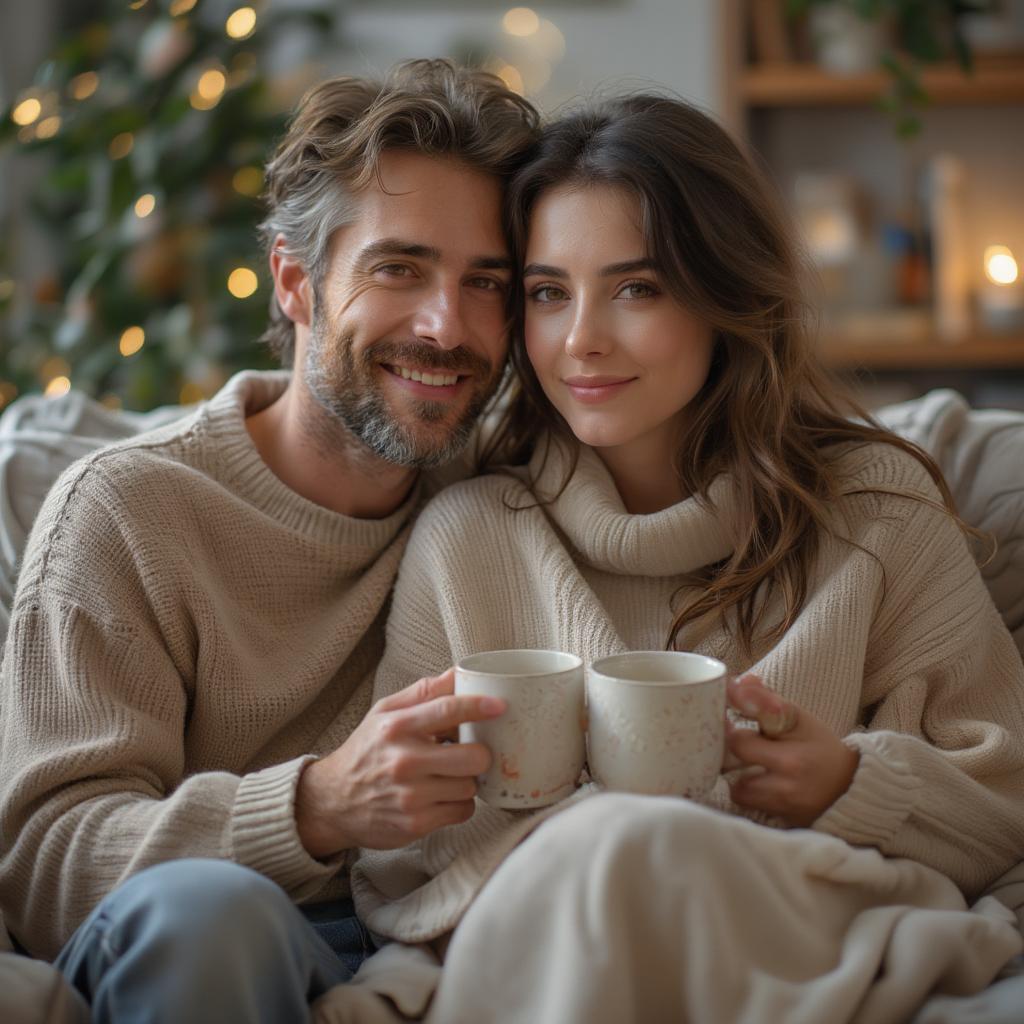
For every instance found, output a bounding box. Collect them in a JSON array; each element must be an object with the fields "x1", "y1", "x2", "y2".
[{"x1": 295, "y1": 758, "x2": 352, "y2": 860}]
